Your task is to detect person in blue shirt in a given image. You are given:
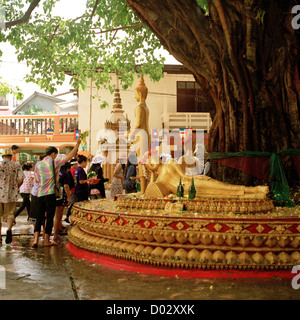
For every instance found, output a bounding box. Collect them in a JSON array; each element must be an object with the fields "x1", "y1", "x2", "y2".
[
  {"x1": 124, "y1": 154, "x2": 139, "y2": 194},
  {"x1": 53, "y1": 162, "x2": 72, "y2": 241},
  {"x1": 75, "y1": 155, "x2": 90, "y2": 201}
]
